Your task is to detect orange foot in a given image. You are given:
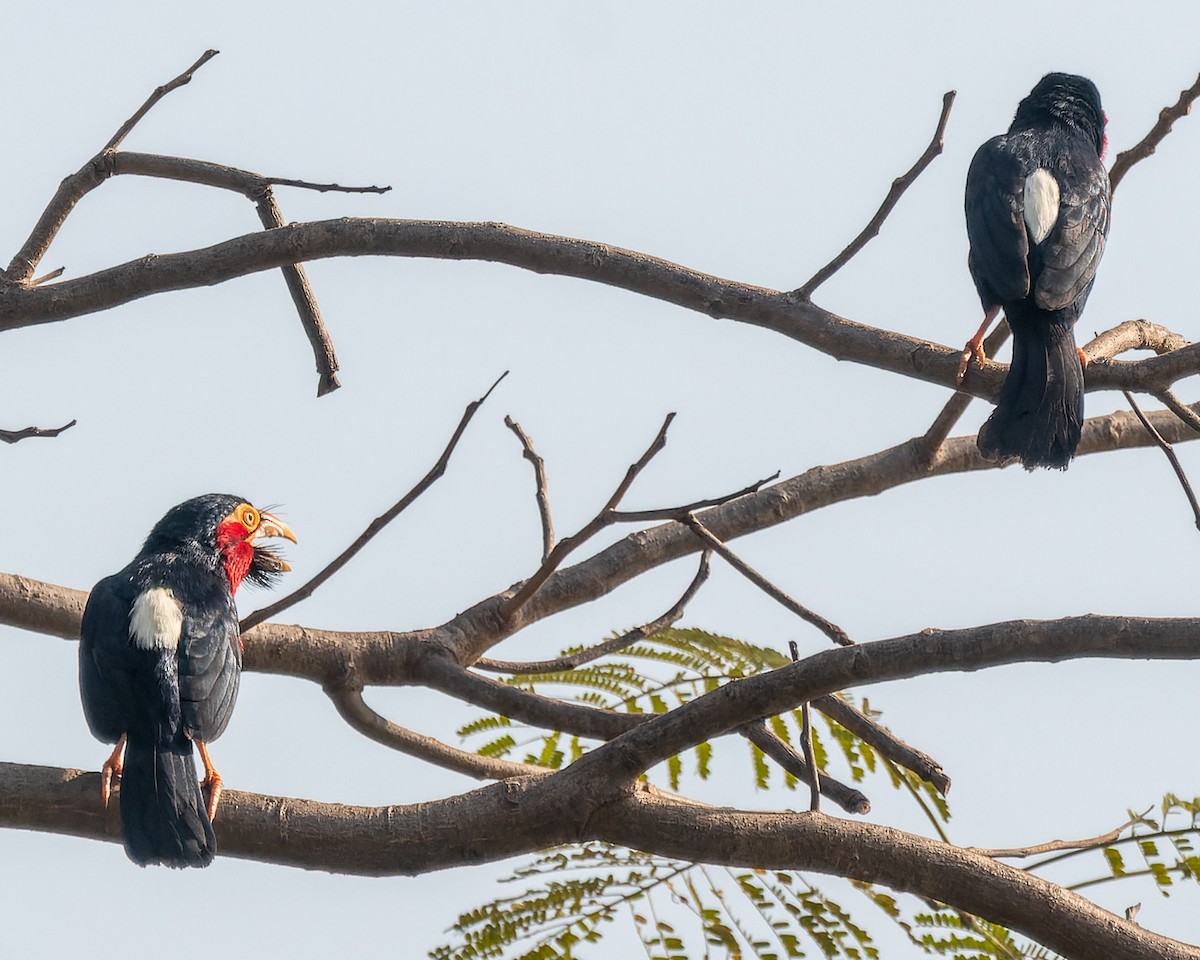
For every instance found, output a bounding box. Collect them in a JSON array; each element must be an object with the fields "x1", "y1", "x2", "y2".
[
  {"x1": 100, "y1": 735, "x2": 126, "y2": 808},
  {"x1": 1077, "y1": 346, "x2": 1089, "y2": 369},
  {"x1": 196, "y1": 740, "x2": 224, "y2": 821},
  {"x1": 957, "y1": 305, "x2": 1001, "y2": 385}
]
